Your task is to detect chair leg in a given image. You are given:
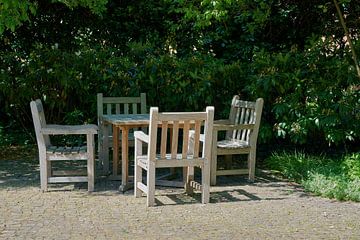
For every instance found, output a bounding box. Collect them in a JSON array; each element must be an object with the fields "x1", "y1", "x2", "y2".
[
  {"x1": 87, "y1": 134, "x2": 95, "y2": 192},
  {"x1": 210, "y1": 133, "x2": 217, "y2": 186},
  {"x1": 40, "y1": 155, "x2": 48, "y2": 192},
  {"x1": 102, "y1": 124, "x2": 110, "y2": 173},
  {"x1": 210, "y1": 153, "x2": 217, "y2": 186},
  {"x1": 185, "y1": 166, "x2": 194, "y2": 194},
  {"x1": 87, "y1": 158, "x2": 95, "y2": 192},
  {"x1": 98, "y1": 128, "x2": 103, "y2": 168},
  {"x1": 248, "y1": 151, "x2": 256, "y2": 182},
  {"x1": 134, "y1": 161, "x2": 142, "y2": 198},
  {"x1": 147, "y1": 162, "x2": 156, "y2": 207},
  {"x1": 201, "y1": 161, "x2": 210, "y2": 204}
]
